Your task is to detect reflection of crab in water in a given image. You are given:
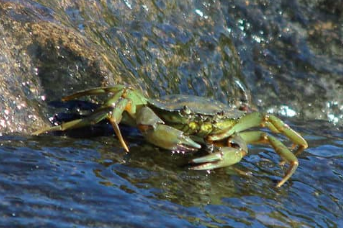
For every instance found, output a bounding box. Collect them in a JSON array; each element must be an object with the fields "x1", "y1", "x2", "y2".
[{"x1": 34, "y1": 85, "x2": 308, "y2": 187}]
